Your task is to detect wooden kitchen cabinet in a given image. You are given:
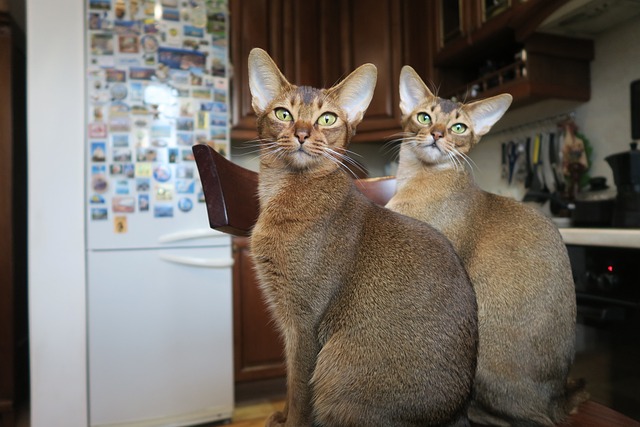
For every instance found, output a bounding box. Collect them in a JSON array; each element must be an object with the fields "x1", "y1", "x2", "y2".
[
  {"x1": 434, "y1": 0, "x2": 566, "y2": 55},
  {"x1": 430, "y1": 0, "x2": 594, "y2": 107},
  {"x1": 229, "y1": 0, "x2": 433, "y2": 142},
  {"x1": 232, "y1": 236, "x2": 286, "y2": 382}
]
